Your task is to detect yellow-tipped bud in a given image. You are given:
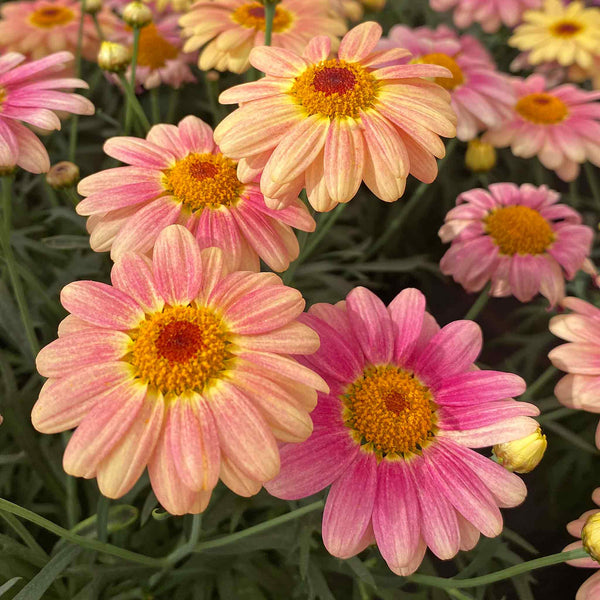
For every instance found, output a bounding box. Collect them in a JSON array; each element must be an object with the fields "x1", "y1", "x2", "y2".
[
  {"x1": 122, "y1": 1, "x2": 153, "y2": 28},
  {"x1": 84, "y1": 0, "x2": 103, "y2": 15},
  {"x1": 493, "y1": 428, "x2": 547, "y2": 474},
  {"x1": 46, "y1": 161, "x2": 80, "y2": 190},
  {"x1": 465, "y1": 138, "x2": 497, "y2": 173},
  {"x1": 582, "y1": 512, "x2": 600, "y2": 563},
  {"x1": 97, "y1": 41, "x2": 132, "y2": 73},
  {"x1": 362, "y1": 0, "x2": 386, "y2": 10}
]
